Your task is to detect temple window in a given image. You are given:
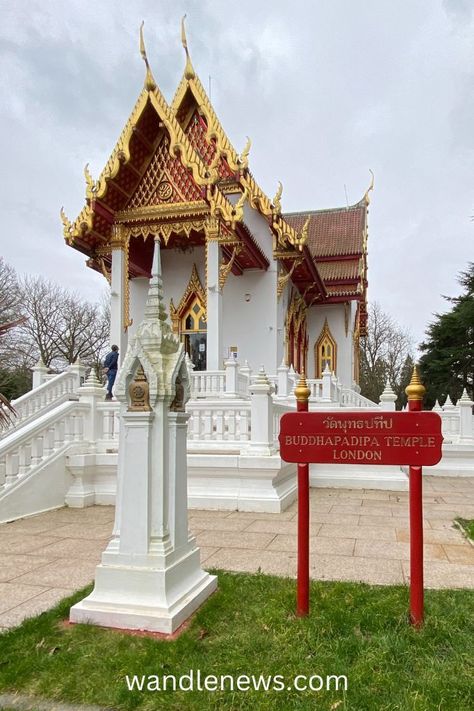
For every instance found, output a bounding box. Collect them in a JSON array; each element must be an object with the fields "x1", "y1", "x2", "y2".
[
  {"x1": 315, "y1": 319, "x2": 337, "y2": 378},
  {"x1": 170, "y1": 265, "x2": 207, "y2": 371}
]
